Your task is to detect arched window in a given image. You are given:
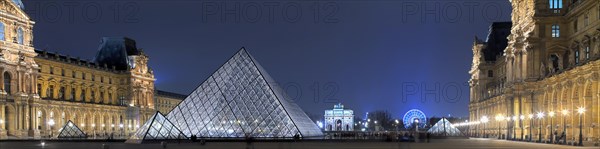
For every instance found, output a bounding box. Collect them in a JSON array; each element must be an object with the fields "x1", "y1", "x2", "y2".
[
  {"x1": 550, "y1": 54, "x2": 560, "y2": 72},
  {"x1": 3, "y1": 72, "x2": 10, "y2": 94},
  {"x1": 0, "y1": 22, "x2": 5, "y2": 41},
  {"x1": 16, "y1": 27, "x2": 23, "y2": 44}
]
